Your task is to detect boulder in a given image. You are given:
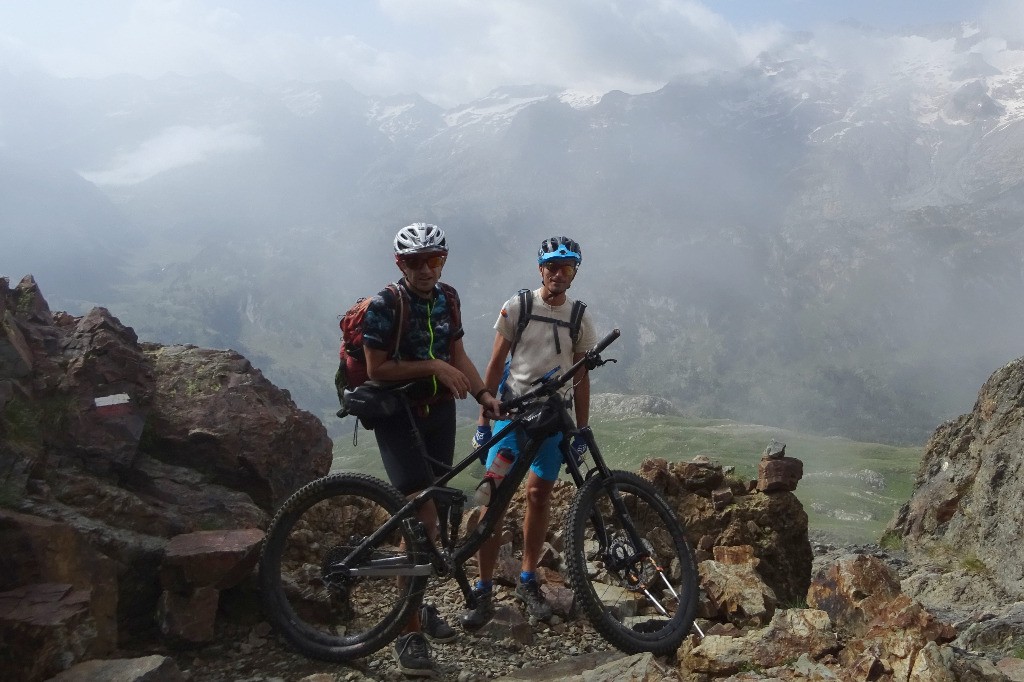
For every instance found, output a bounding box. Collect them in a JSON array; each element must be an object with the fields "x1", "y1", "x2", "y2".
[
  {"x1": 807, "y1": 553, "x2": 902, "y2": 637},
  {"x1": 0, "y1": 583, "x2": 97, "y2": 680},
  {"x1": 638, "y1": 457, "x2": 812, "y2": 606},
  {"x1": 756, "y1": 455, "x2": 803, "y2": 493},
  {"x1": 158, "y1": 529, "x2": 264, "y2": 592},
  {"x1": 0, "y1": 276, "x2": 333, "y2": 655},
  {"x1": 678, "y1": 608, "x2": 837, "y2": 677},
  {"x1": 0, "y1": 510, "x2": 117, "y2": 653},
  {"x1": 887, "y1": 356, "x2": 1024, "y2": 601},
  {"x1": 696, "y1": 545, "x2": 777, "y2": 627},
  {"x1": 59, "y1": 307, "x2": 153, "y2": 477},
  {"x1": 145, "y1": 344, "x2": 331, "y2": 511}
]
